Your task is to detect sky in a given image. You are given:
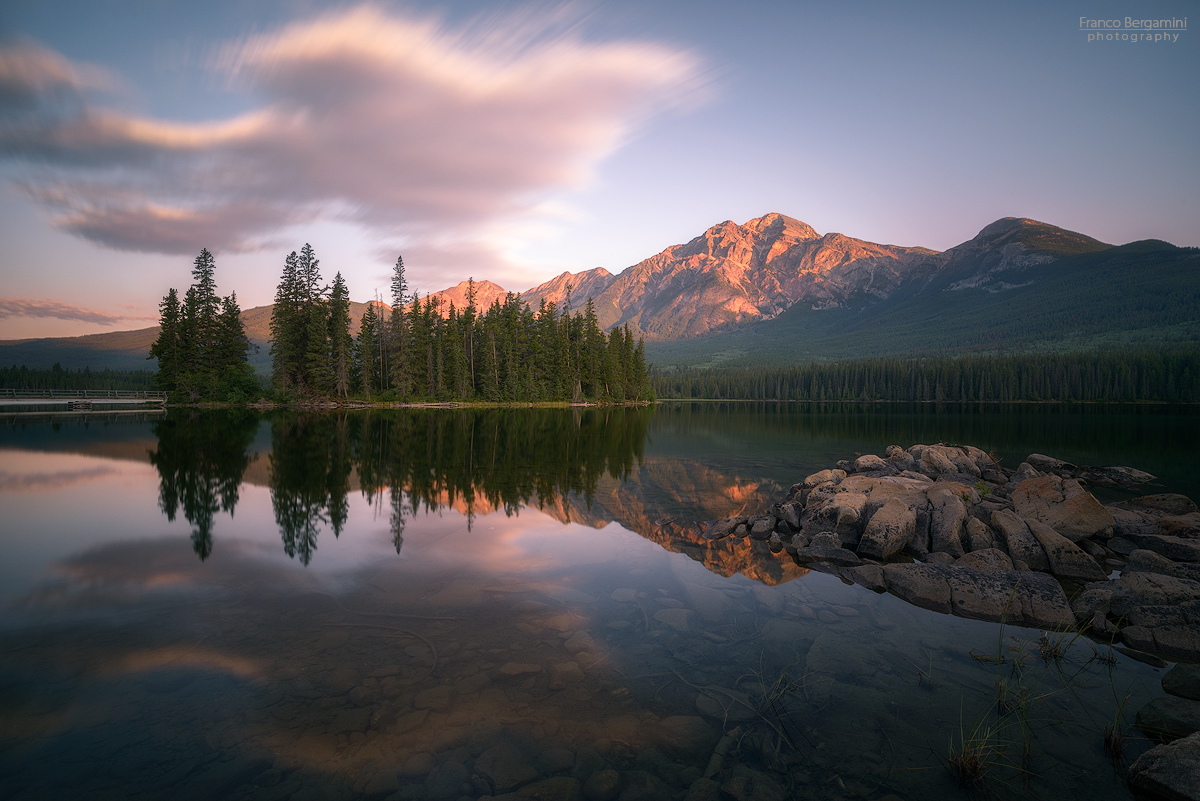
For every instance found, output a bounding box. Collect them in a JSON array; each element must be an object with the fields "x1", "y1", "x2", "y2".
[{"x1": 0, "y1": 0, "x2": 1196, "y2": 339}]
